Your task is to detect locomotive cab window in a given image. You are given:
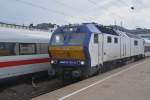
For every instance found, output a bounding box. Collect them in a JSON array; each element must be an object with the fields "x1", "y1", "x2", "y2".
[
  {"x1": 114, "y1": 37, "x2": 118, "y2": 43},
  {"x1": 134, "y1": 40, "x2": 138, "y2": 46},
  {"x1": 94, "y1": 34, "x2": 98, "y2": 43},
  {"x1": 51, "y1": 33, "x2": 86, "y2": 45},
  {"x1": 19, "y1": 43, "x2": 36, "y2": 55},
  {"x1": 107, "y1": 36, "x2": 112, "y2": 43}
]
